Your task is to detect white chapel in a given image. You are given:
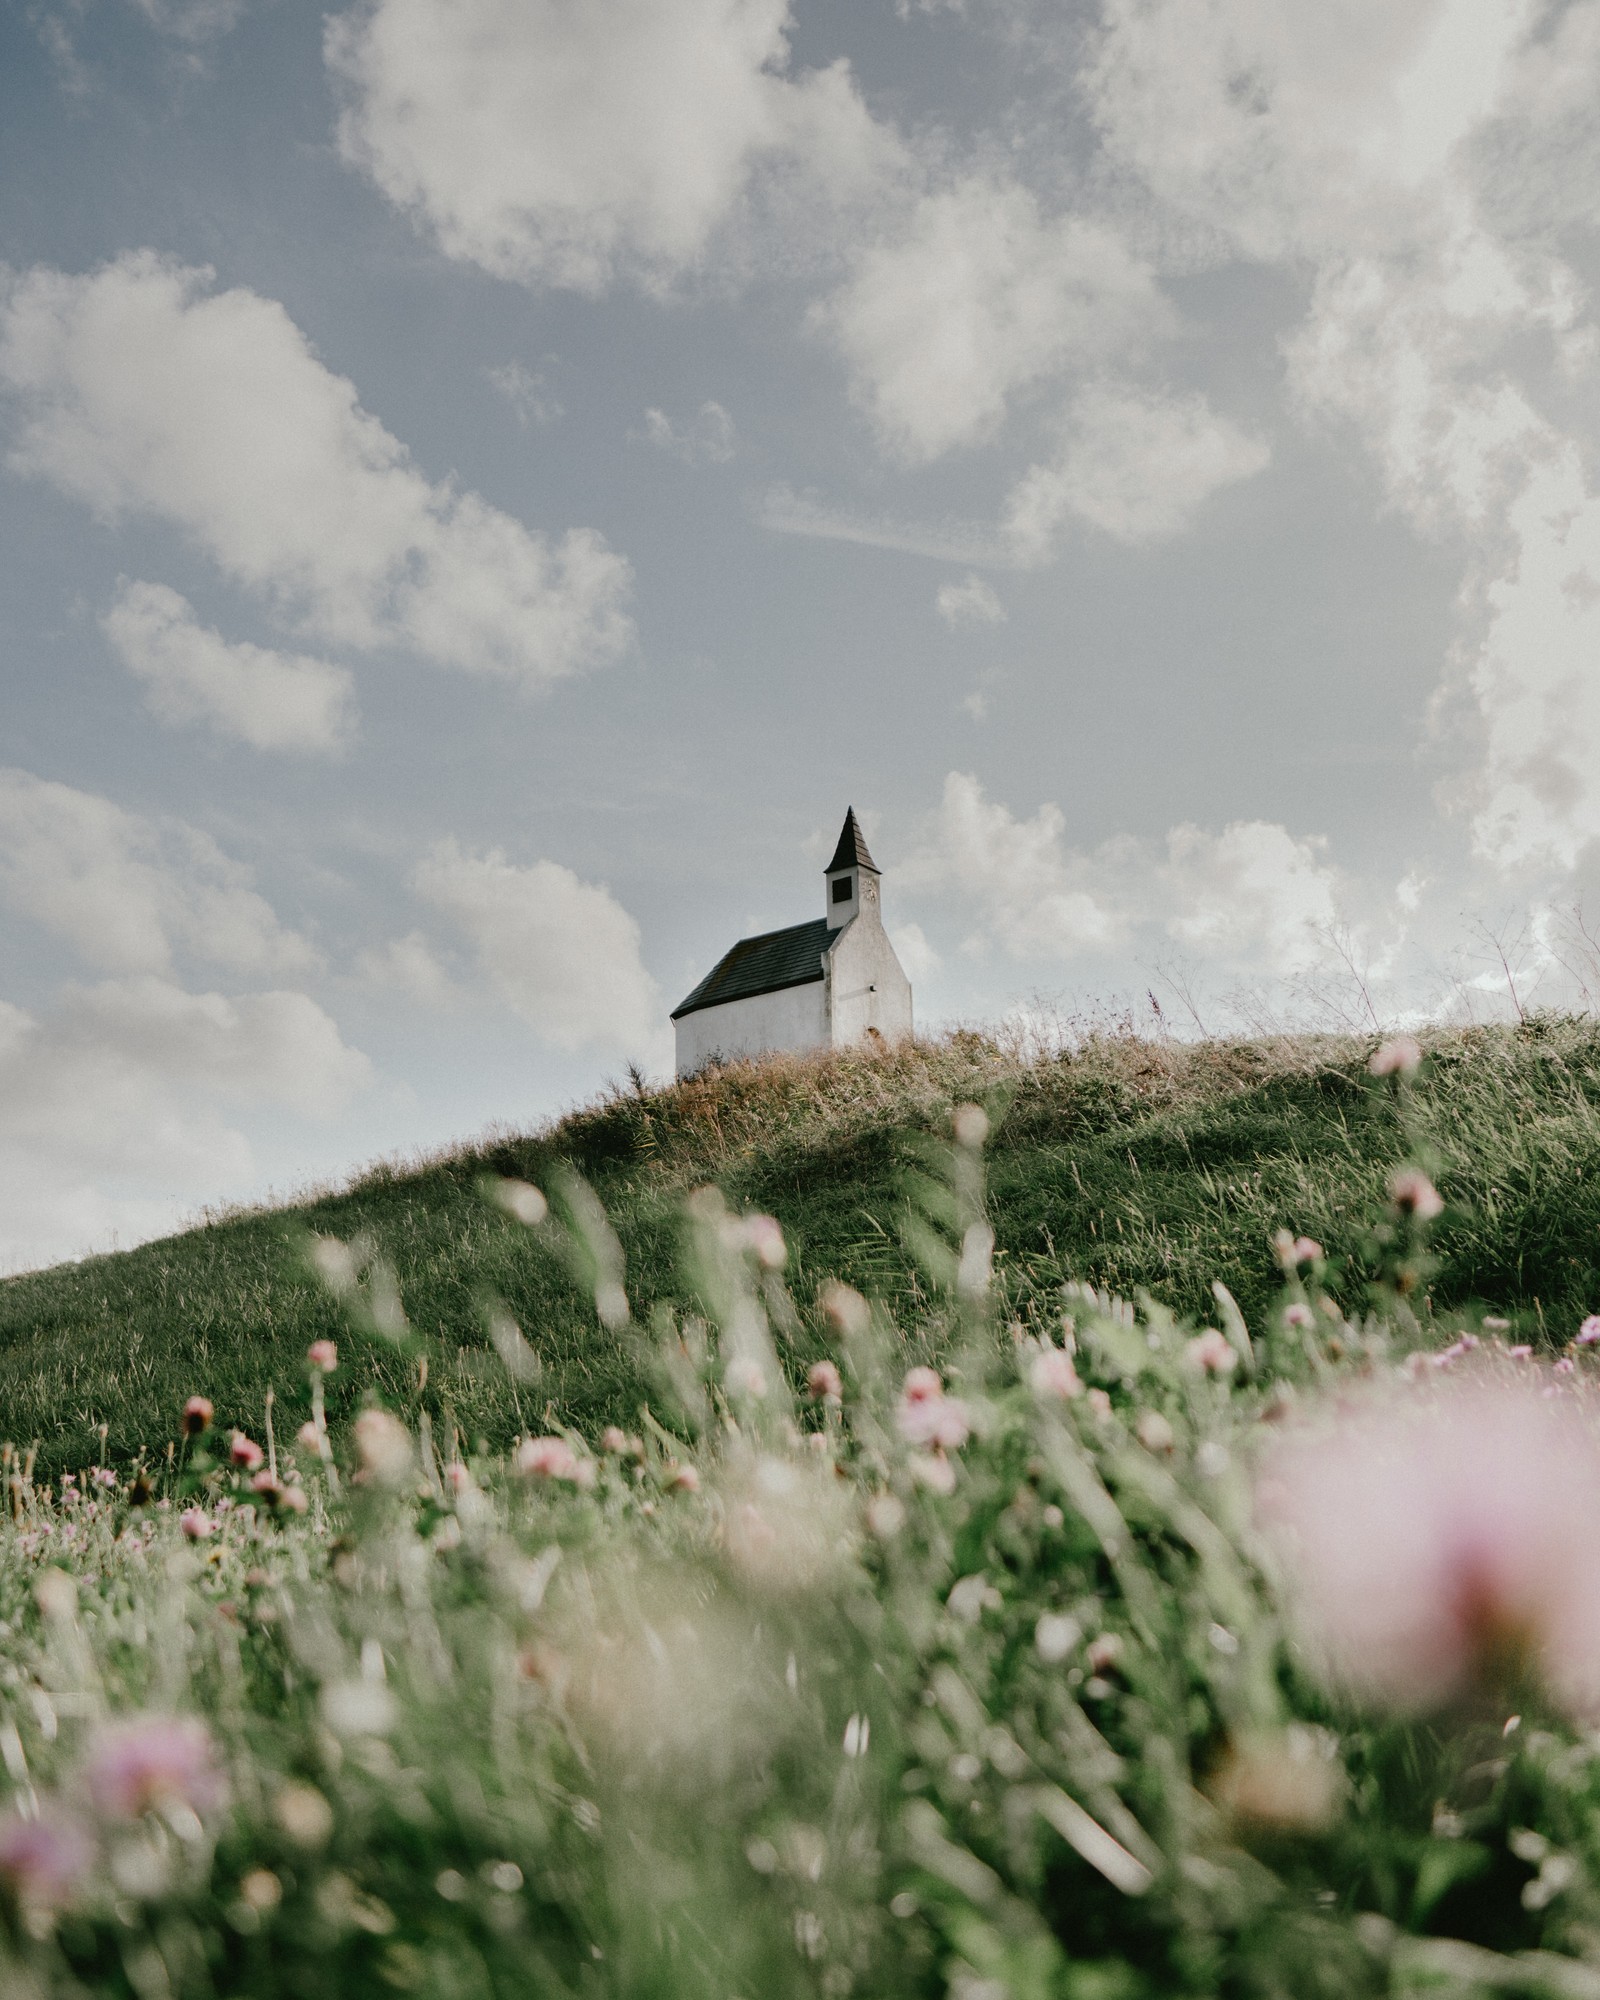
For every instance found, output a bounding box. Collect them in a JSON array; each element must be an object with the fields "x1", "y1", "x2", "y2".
[{"x1": 671, "y1": 809, "x2": 914, "y2": 1077}]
